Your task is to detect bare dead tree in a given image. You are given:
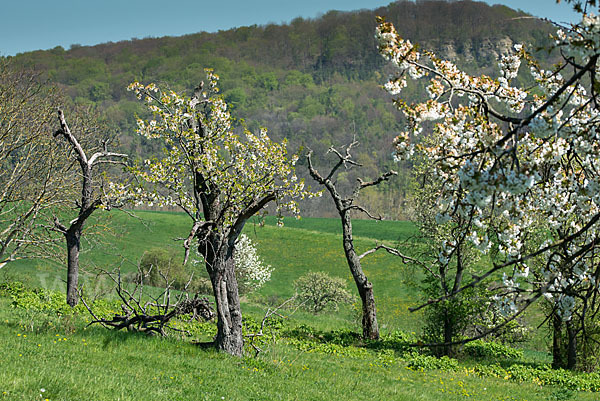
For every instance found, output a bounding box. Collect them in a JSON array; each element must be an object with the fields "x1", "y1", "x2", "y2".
[
  {"x1": 52, "y1": 109, "x2": 127, "y2": 307},
  {"x1": 79, "y1": 266, "x2": 214, "y2": 335},
  {"x1": 307, "y1": 141, "x2": 397, "y2": 340}
]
